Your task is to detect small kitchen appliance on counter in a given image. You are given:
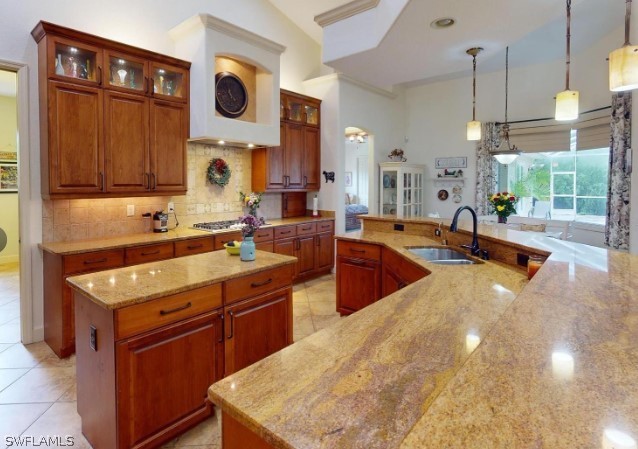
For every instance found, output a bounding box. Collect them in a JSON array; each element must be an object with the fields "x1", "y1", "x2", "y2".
[{"x1": 153, "y1": 211, "x2": 168, "y2": 233}]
